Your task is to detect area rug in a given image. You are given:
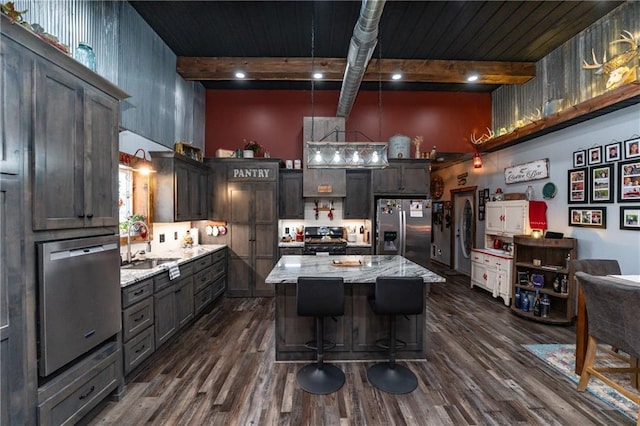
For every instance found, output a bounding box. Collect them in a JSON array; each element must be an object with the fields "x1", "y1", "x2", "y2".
[{"x1": 524, "y1": 343, "x2": 637, "y2": 422}]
